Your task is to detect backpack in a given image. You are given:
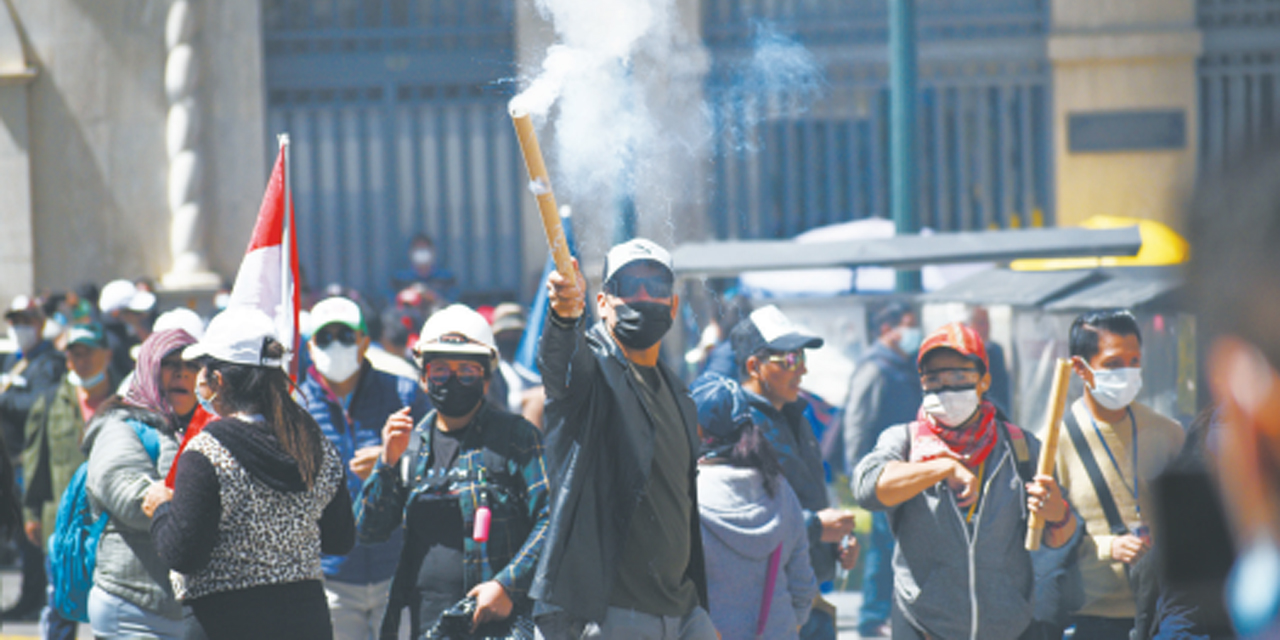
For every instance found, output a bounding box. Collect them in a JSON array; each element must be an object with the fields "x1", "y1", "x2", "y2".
[{"x1": 48, "y1": 420, "x2": 160, "y2": 623}]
